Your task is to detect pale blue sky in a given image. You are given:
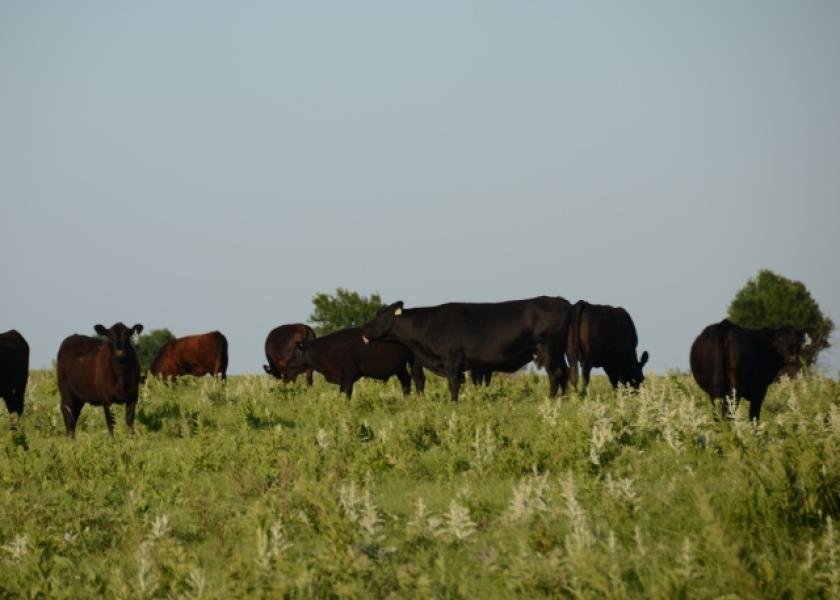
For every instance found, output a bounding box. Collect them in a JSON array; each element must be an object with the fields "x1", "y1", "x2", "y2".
[{"x1": 2, "y1": 1, "x2": 839, "y2": 375}]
